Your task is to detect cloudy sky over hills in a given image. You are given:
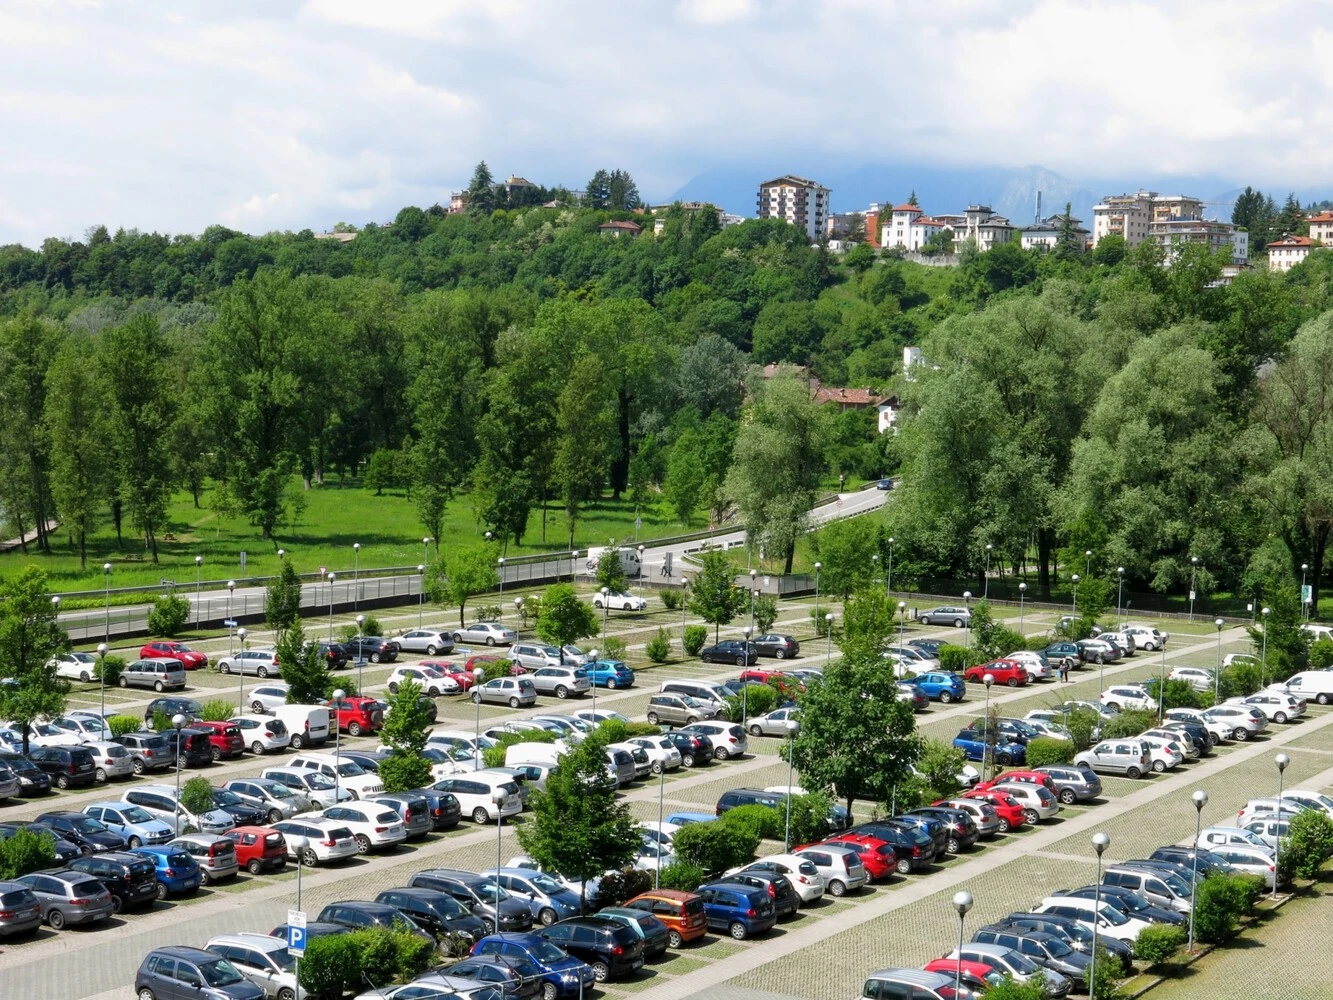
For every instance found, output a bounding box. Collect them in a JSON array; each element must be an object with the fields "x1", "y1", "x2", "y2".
[{"x1": 3, "y1": 0, "x2": 1331, "y2": 245}]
